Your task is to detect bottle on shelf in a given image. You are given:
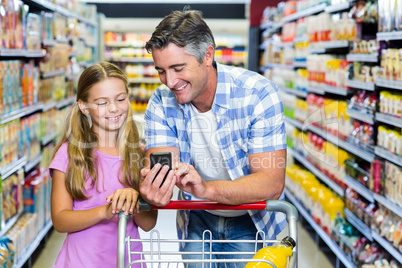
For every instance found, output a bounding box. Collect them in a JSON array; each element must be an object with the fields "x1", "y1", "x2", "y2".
[{"x1": 245, "y1": 236, "x2": 296, "y2": 268}]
